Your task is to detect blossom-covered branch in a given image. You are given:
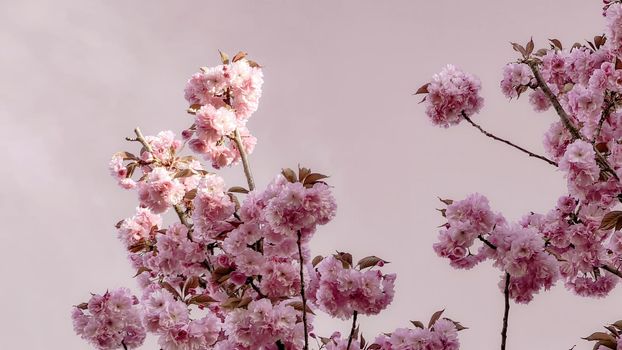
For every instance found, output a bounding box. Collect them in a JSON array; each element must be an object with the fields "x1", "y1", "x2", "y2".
[
  {"x1": 418, "y1": 2, "x2": 622, "y2": 348},
  {"x1": 72, "y1": 51, "x2": 465, "y2": 350}
]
